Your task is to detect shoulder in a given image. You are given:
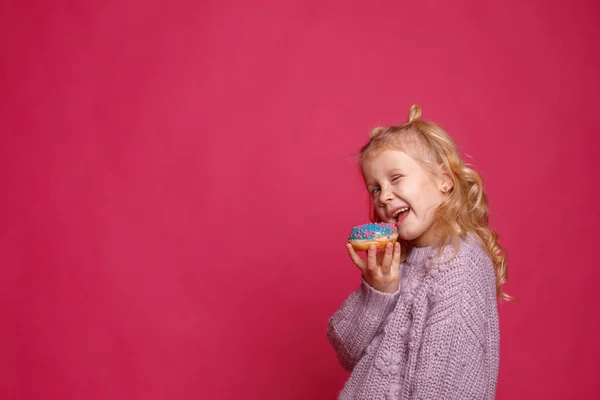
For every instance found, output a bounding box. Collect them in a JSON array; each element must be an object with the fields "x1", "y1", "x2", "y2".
[
  {"x1": 432, "y1": 234, "x2": 495, "y2": 285},
  {"x1": 424, "y1": 234, "x2": 497, "y2": 316}
]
